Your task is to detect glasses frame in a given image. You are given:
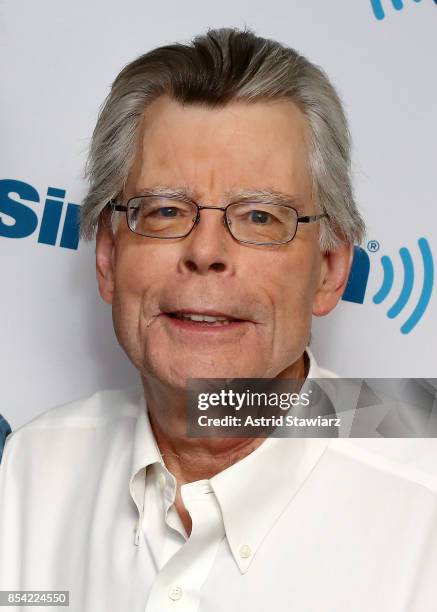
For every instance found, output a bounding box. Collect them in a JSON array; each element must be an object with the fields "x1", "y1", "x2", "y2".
[{"x1": 107, "y1": 195, "x2": 329, "y2": 246}]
